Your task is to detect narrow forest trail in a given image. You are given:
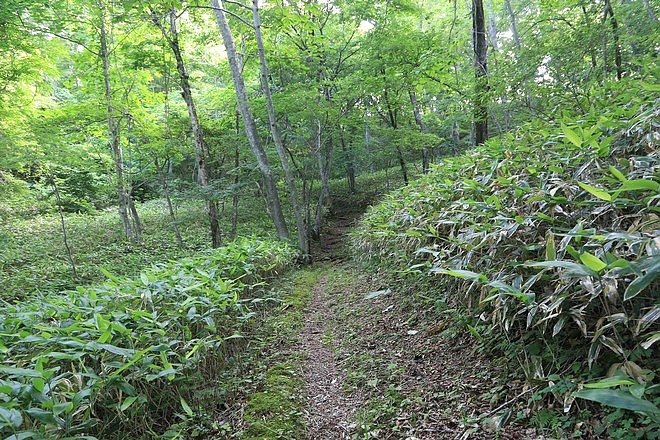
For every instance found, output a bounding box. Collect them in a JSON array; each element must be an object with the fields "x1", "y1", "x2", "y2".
[
  {"x1": 300, "y1": 276, "x2": 357, "y2": 439},
  {"x1": 293, "y1": 197, "x2": 537, "y2": 440},
  {"x1": 299, "y1": 199, "x2": 367, "y2": 439}
]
